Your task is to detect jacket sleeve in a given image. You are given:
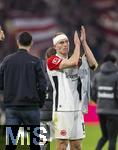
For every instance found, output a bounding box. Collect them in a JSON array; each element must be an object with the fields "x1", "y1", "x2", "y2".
[
  {"x1": 35, "y1": 59, "x2": 47, "y2": 108},
  {"x1": 115, "y1": 77, "x2": 118, "y2": 104},
  {"x1": 91, "y1": 75, "x2": 98, "y2": 102},
  {"x1": 0, "y1": 62, "x2": 4, "y2": 90}
]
